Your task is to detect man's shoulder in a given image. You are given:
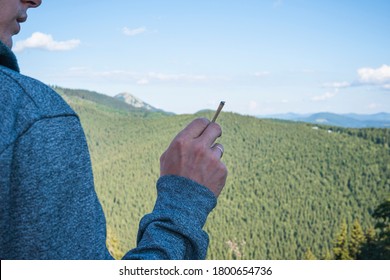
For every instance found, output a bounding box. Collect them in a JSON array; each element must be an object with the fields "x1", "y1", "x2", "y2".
[
  {"x1": 0, "y1": 66, "x2": 75, "y2": 117},
  {"x1": 0, "y1": 66, "x2": 77, "y2": 152}
]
